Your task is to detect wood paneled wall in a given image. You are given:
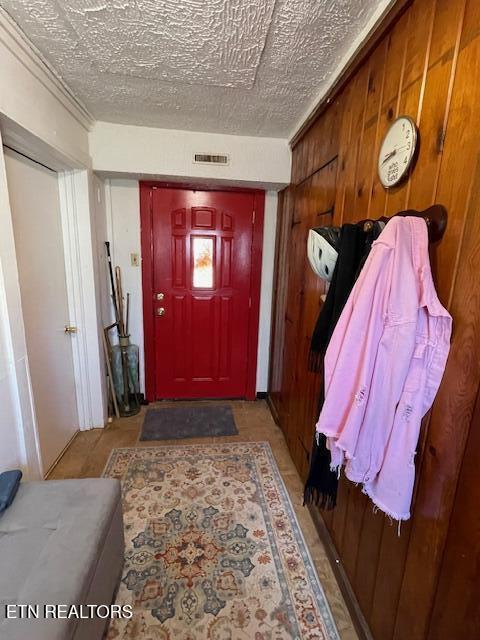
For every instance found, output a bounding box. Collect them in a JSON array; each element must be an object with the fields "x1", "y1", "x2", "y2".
[{"x1": 268, "y1": 0, "x2": 480, "y2": 638}]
